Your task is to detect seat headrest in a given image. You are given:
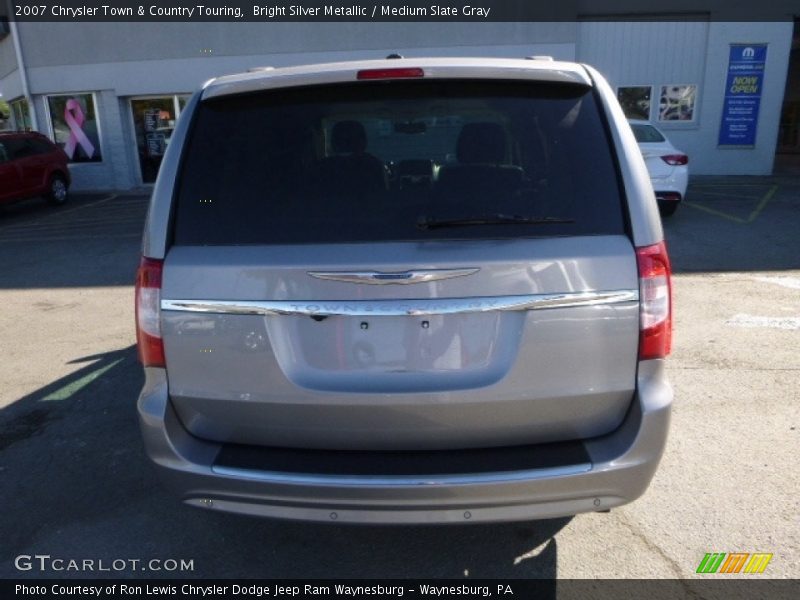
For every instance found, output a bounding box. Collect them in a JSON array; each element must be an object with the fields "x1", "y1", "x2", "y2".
[
  {"x1": 456, "y1": 122, "x2": 506, "y2": 164},
  {"x1": 331, "y1": 120, "x2": 368, "y2": 154}
]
